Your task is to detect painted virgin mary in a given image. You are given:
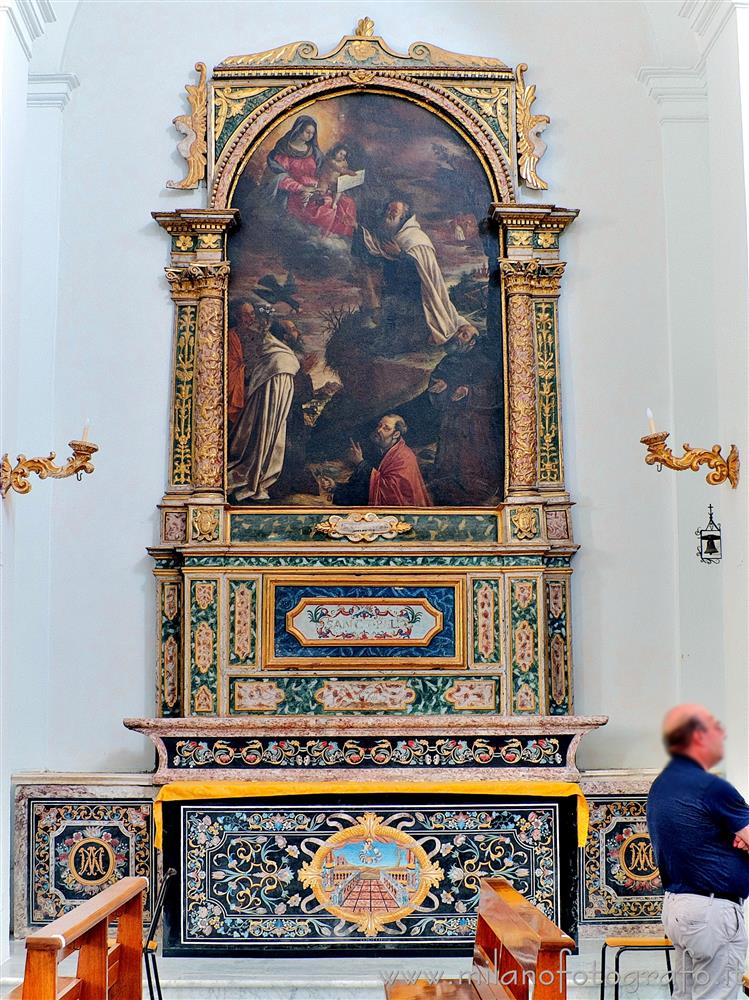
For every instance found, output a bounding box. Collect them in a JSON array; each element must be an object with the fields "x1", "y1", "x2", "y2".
[{"x1": 264, "y1": 116, "x2": 357, "y2": 238}]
